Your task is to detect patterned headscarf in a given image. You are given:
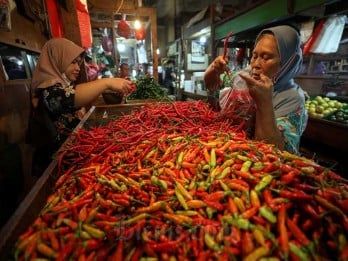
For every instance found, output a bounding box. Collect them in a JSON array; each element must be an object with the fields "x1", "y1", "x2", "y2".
[
  {"x1": 31, "y1": 38, "x2": 85, "y2": 93},
  {"x1": 255, "y1": 25, "x2": 306, "y2": 118}
]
